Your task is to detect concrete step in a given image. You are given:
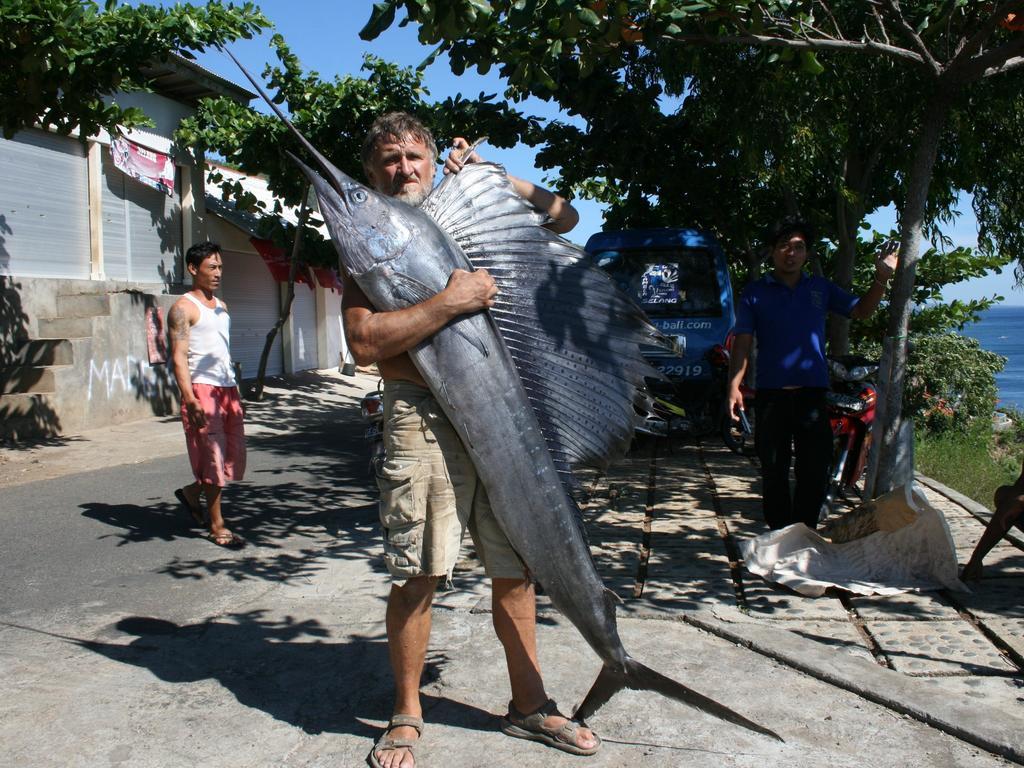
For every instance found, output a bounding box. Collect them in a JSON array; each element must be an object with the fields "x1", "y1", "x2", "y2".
[
  {"x1": 0, "y1": 366, "x2": 56, "y2": 395},
  {"x1": 0, "y1": 393, "x2": 61, "y2": 441},
  {"x1": 56, "y1": 292, "x2": 110, "y2": 318},
  {"x1": 12, "y1": 338, "x2": 74, "y2": 367},
  {"x1": 37, "y1": 316, "x2": 93, "y2": 339}
]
